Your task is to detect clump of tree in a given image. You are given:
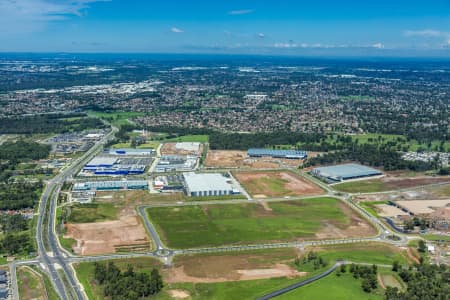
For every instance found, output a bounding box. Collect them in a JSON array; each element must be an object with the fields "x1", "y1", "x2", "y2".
[
  {"x1": 0, "y1": 181, "x2": 43, "y2": 210},
  {"x1": 0, "y1": 214, "x2": 29, "y2": 232},
  {"x1": 349, "y1": 264, "x2": 378, "y2": 293},
  {"x1": 0, "y1": 113, "x2": 105, "y2": 134},
  {"x1": 403, "y1": 217, "x2": 429, "y2": 232},
  {"x1": 0, "y1": 232, "x2": 34, "y2": 255},
  {"x1": 294, "y1": 251, "x2": 328, "y2": 270},
  {"x1": 93, "y1": 262, "x2": 163, "y2": 300},
  {"x1": 387, "y1": 261, "x2": 450, "y2": 299}
]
